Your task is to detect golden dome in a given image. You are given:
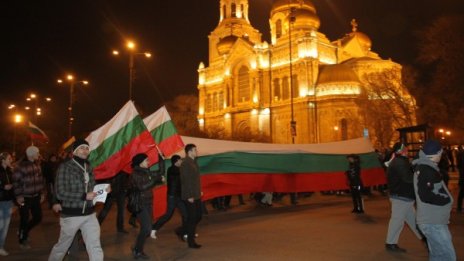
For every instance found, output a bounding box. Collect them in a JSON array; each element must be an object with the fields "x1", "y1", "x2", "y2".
[
  {"x1": 317, "y1": 64, "x2": 360, "y2": 85},
  {"x1": 272, "y1": 0, "x2": 316, "y2": 13},
  {"x1": 217, "y1": 35, "x2": 238, "y2": 55},
  {"x1": 292, "y1": 8, "x2": 320, "y2": 29},
  {"x1": 353, "y1": 31, "x2": 372, "y2": 49}
]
